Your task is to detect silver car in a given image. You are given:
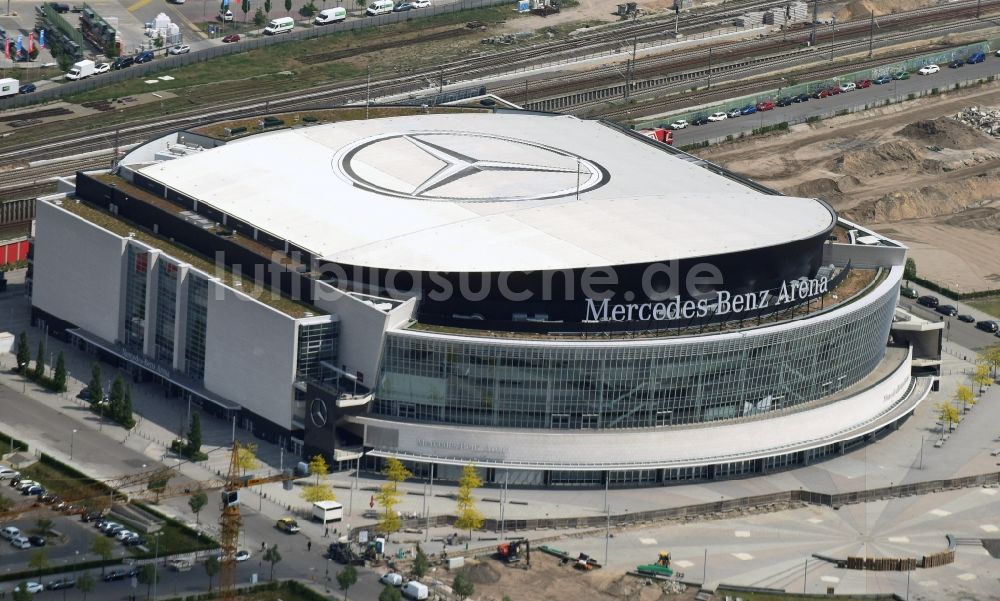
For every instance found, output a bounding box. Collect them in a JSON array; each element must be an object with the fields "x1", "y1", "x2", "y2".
[{"x1": 169, "y1": 44, "x2": 191, "y2": 55}]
